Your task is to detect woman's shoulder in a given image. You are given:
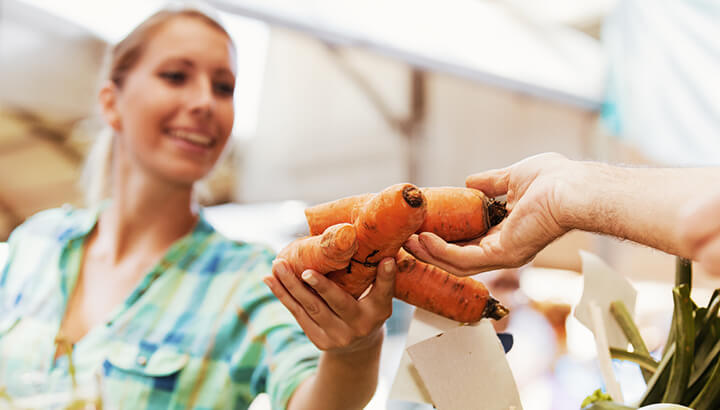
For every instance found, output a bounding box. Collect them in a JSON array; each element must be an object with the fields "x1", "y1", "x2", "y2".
[
  {"x1": 198, "y1": 226, "x2": 277, "y2": 273},
  {"x1": 10, "y1": 205, "x2": 95, "y2": 242}
]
